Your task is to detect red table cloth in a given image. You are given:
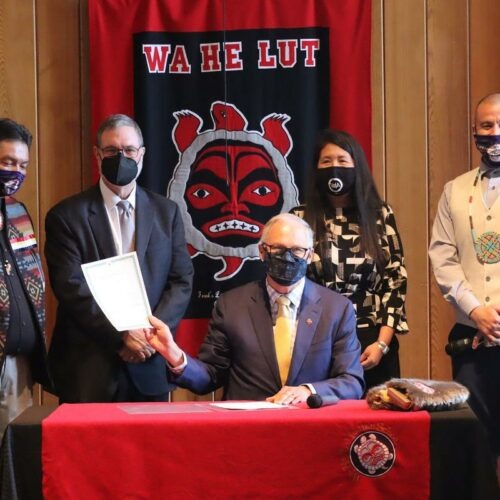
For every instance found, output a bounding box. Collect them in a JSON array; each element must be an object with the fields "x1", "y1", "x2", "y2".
[{"x1": 42, "y1": 400, "x2": 430, "y2": 499}]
